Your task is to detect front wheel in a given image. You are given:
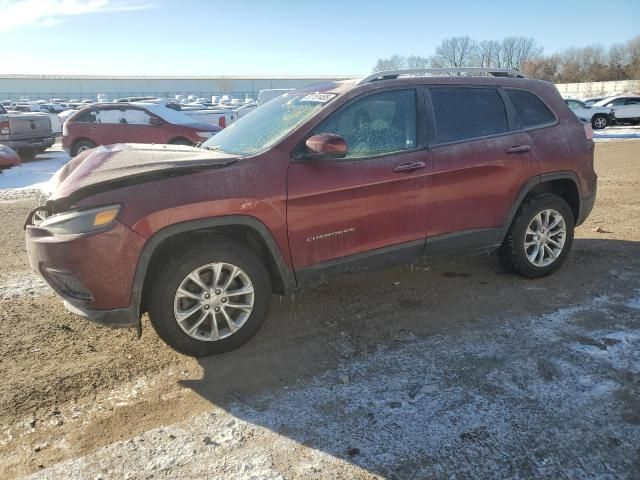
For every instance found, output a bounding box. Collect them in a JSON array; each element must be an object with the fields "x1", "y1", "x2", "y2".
[
  {"x1": 591, "y1": 114, "x2": 608, "y2": 130},
  {"x1": 499, "y1": 193, "x2": 575, "y2": 278},
  {"x1": 147, "y1": 238, "x2": 272, "y2": 357}
]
